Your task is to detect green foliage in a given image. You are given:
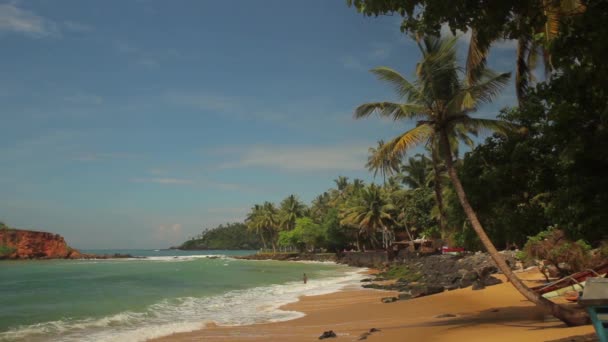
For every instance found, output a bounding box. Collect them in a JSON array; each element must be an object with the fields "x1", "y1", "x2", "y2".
[
  {"x1": 523, "y1": 228, "x2": 593, "y2": 275},
  {"x1": 278, "y1": 217, "x2": 326, "y2": 252},
  {"x1": 179, "y1": 223, "x2": 262, "y2": 250},
  {"x1": 379, "y1": 264, "x2": 422, "y2": 282},
  {"x1": 0, "y1": 244, "x2": 16, "y2": 256}
]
